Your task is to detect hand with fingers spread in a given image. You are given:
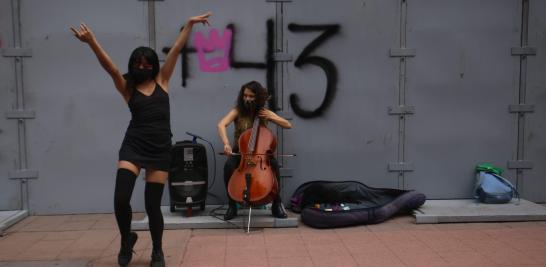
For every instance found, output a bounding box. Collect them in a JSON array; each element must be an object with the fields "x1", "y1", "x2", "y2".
[
  {"x1": 70, "y1": 23, "x2": 95, "y2": 43},
  {"x1": 188, "y1": 11, "x2": 212, "y2": 26}
]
